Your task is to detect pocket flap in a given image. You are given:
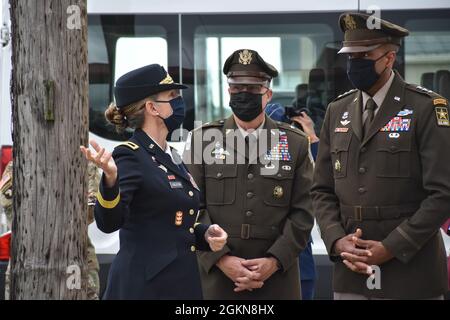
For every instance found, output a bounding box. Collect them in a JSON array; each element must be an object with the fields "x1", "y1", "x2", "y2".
[
  {"x1": 331, "y1": 133, "x2": 352, "y2": 153},
  {"x1": 205, "y1": 165, "x2": 238, "y2": 179}
]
